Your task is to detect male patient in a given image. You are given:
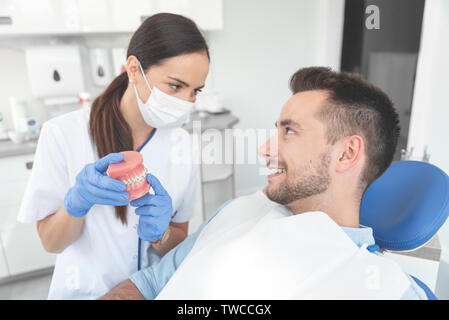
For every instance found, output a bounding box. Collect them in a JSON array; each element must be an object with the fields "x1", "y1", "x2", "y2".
[{"x1": 102, "y1": 67, "x2": 427, "y2": 300}]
